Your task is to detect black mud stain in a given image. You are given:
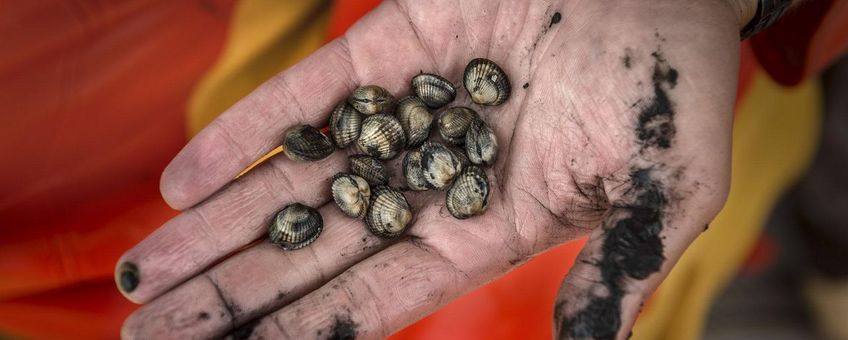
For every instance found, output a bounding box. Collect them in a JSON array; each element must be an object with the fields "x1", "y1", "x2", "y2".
[
  {"x1": 635, "y1": 47, "x2": 678, "y2": 151},
  {"x1": 560, "y1": 168, "x2": 667, "y2": 340},
  {"x1": 523, "y1": 82, "x2": 529, "y2": 89},
  {"x1": 319, "y1": 314, "x2": 358, "y2": 340},
  {"x1": 226, "y1": 318, "x2": 261, "y2": 340},
  {"x1": 197, "y1": 312, "x2": 210, "y2": 321},
  {"x1": 549, "y1": 12, "x2": 562, "y2": 27},
  {"x1": 622, "y1": 48, "x2": 634, "y2": 69},
  {"x1": 703, "y1": 223, "x2": 710, "y2": 231},
  {"x1": 117, "y1": 262, "x2": 140, "y2": 293}
]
